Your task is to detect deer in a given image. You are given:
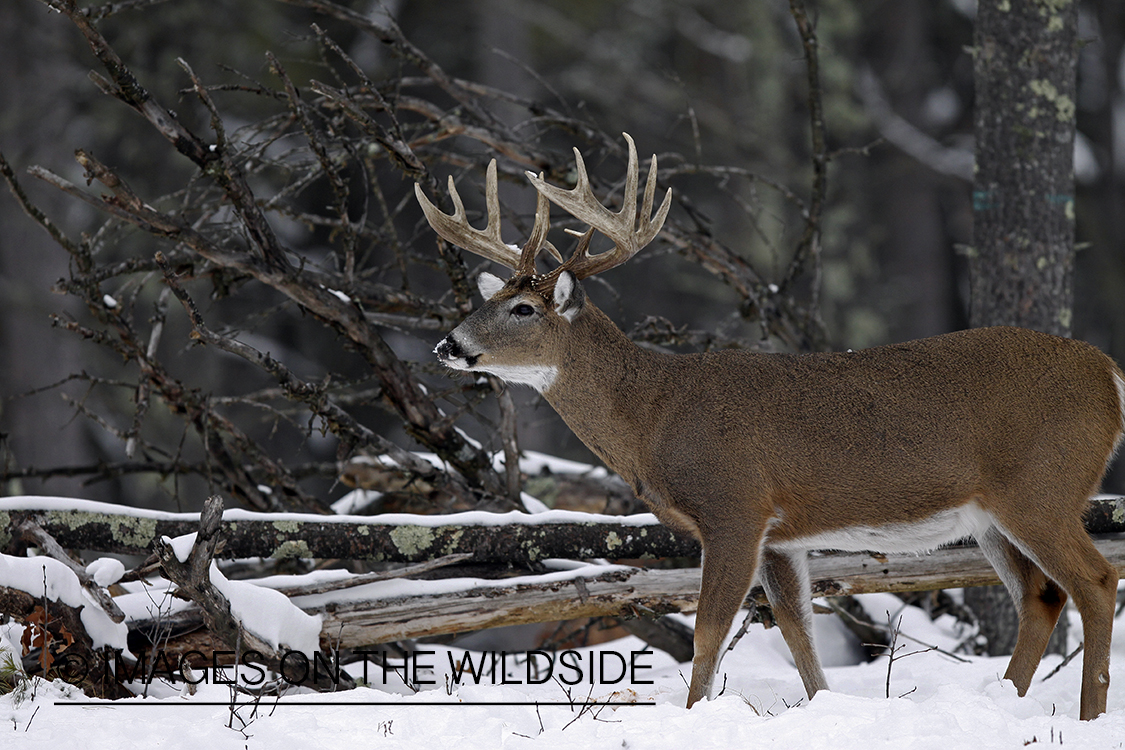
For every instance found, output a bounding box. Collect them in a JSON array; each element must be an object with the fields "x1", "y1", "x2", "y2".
[{"x1": 414, "y1": 133, "x2": 1122, "y2": 720}]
